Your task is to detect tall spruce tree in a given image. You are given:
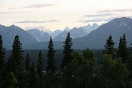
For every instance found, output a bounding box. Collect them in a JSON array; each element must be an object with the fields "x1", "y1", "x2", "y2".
[
  {"x1": 0, "y1": 35, "x2": 5, "y2": 82},
  {"x1": 12, "y1": 35, "x2": 23, "y2": 65},
  {"x1": 46, "y1": 37, "x2": 56, "y2": 73},
  {"x1": 12, "y1": 35, "x2": 24, "y2": 87},
  {"x1": 25, "y1": 53, "x2": 31, "y2": 72},
  {"x1": 117, "y1": 34, "x2": 128, "y2": 63},
  {"x1": 61, "y1": 32, "x2": 73, "y2": 69},
  {"x1": 103, "y1": 35, "x2": 115, "y2": 59},
  {"x1": 37, "y1": 50, "x2": 43, "y2": 79},
  {"x1": 29, "y1": 62, "x2": 38, "y2": 88},
  {"x1": 0, "y1": 35, "x2": 5, "y2": 71}
]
